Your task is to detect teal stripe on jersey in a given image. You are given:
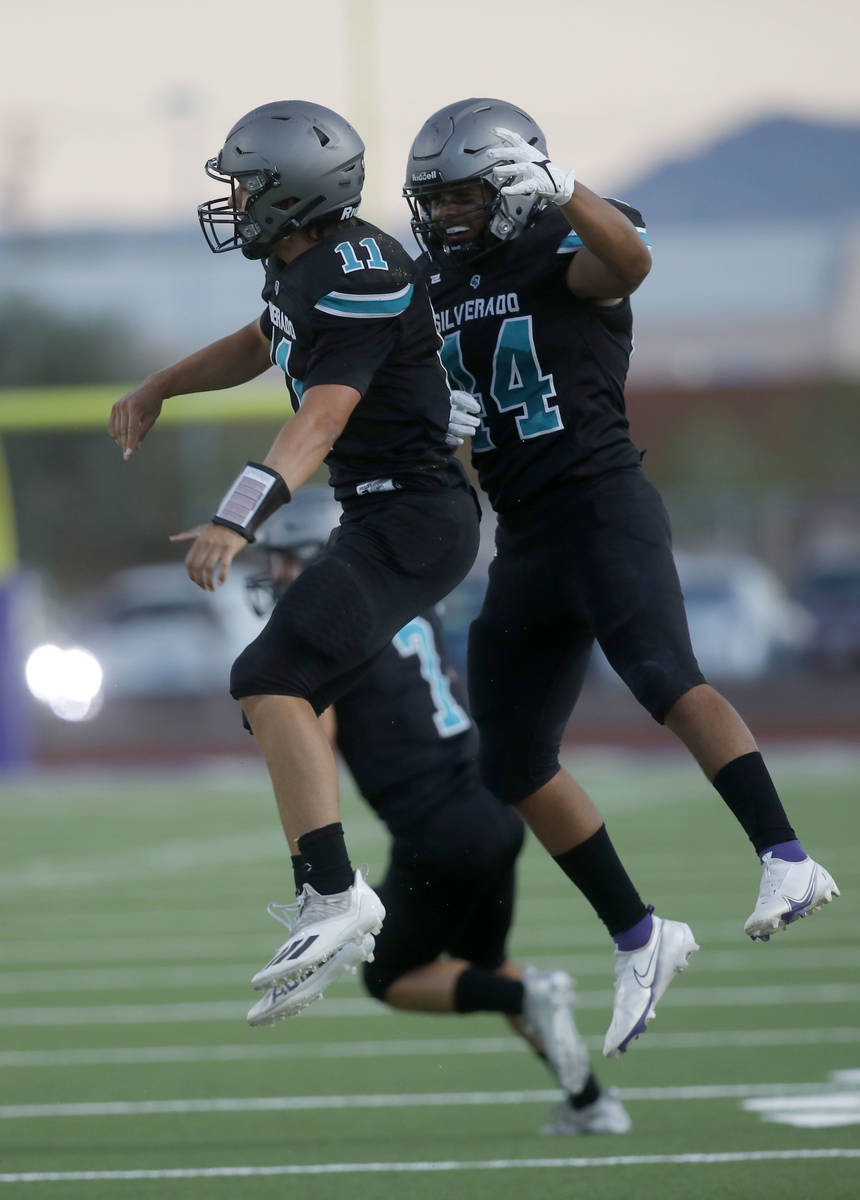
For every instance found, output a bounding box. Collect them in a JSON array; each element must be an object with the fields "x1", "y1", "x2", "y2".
[
  {"x1": 314, "y1": 283, "x2": 414, "y2": 318},
  {"x1": 556, "y1": 232, "x2": 584, "y2": 254},
  {"x1": 556, "y1": 229, "x2": 651, "y2": 254}
]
